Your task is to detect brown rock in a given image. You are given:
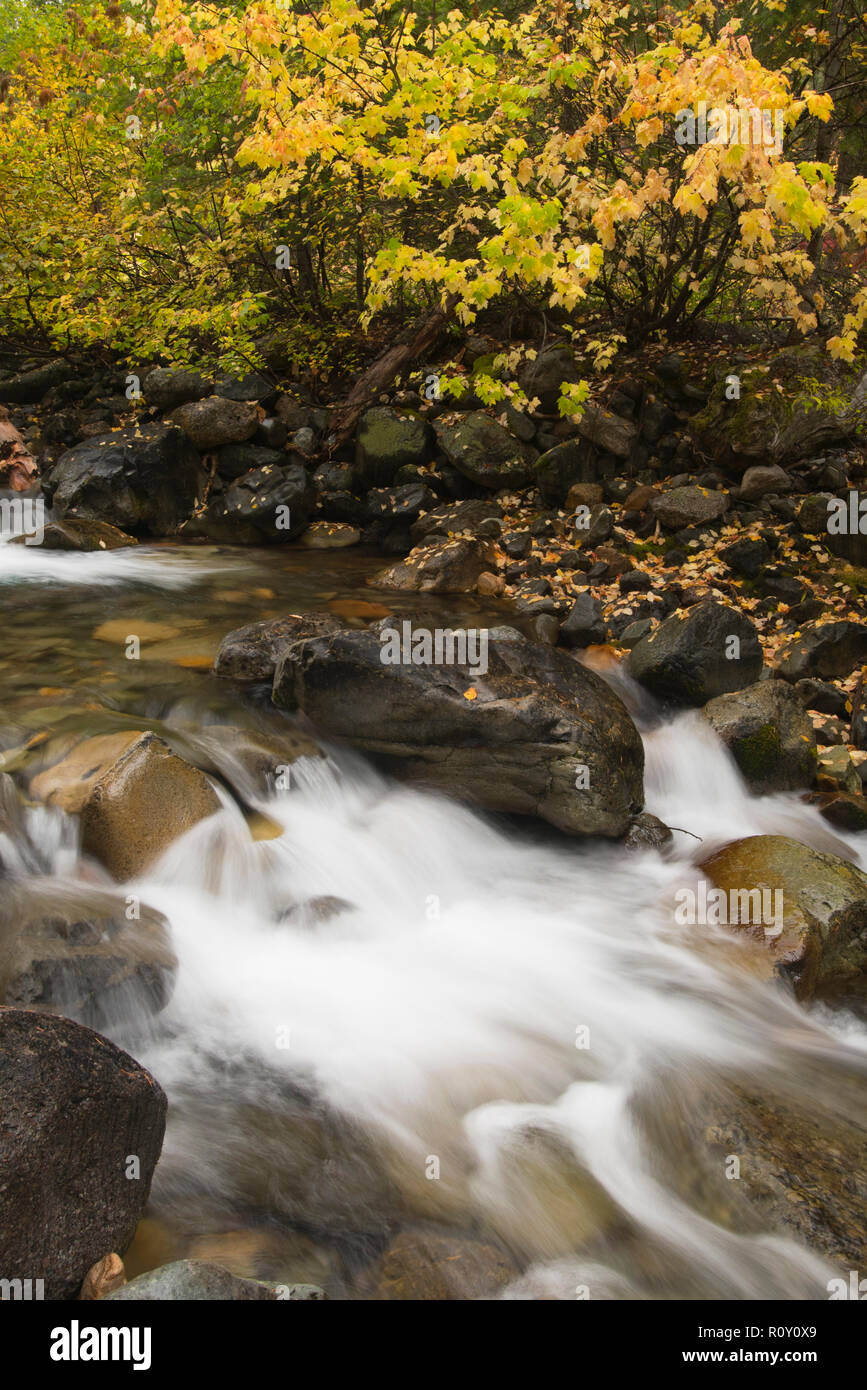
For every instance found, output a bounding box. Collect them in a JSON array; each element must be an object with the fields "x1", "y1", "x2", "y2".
[
  {"x1": 79, "y1": 1253, "x2": 127, "y2": 1301},
  {"x1": 80, "y1": 733, "x2": 220, "y2": 879},
  {"x1": 171, "y1": 395, "x2": 260, "y2": 451},
  {"x1": 0, "y1": 1008, "x2": 166, "y2": 1300},
  {"x1": 356, "y1": 1229, "x2": 519, "y2": 1300},
  {"x1": 371, "y1": 538, "x2": 499, "y2": 594}
]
